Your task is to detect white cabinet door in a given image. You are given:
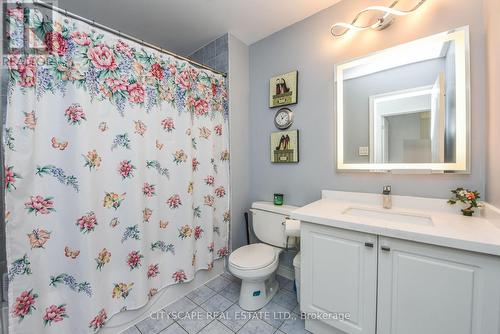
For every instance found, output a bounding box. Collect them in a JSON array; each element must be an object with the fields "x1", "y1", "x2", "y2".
[
  {"x1": 377, "y1": 237, "x2": 500, "y2": 334},
  {"x1": 301, "y1": 223, "x2": 378, "y2": 334}
]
